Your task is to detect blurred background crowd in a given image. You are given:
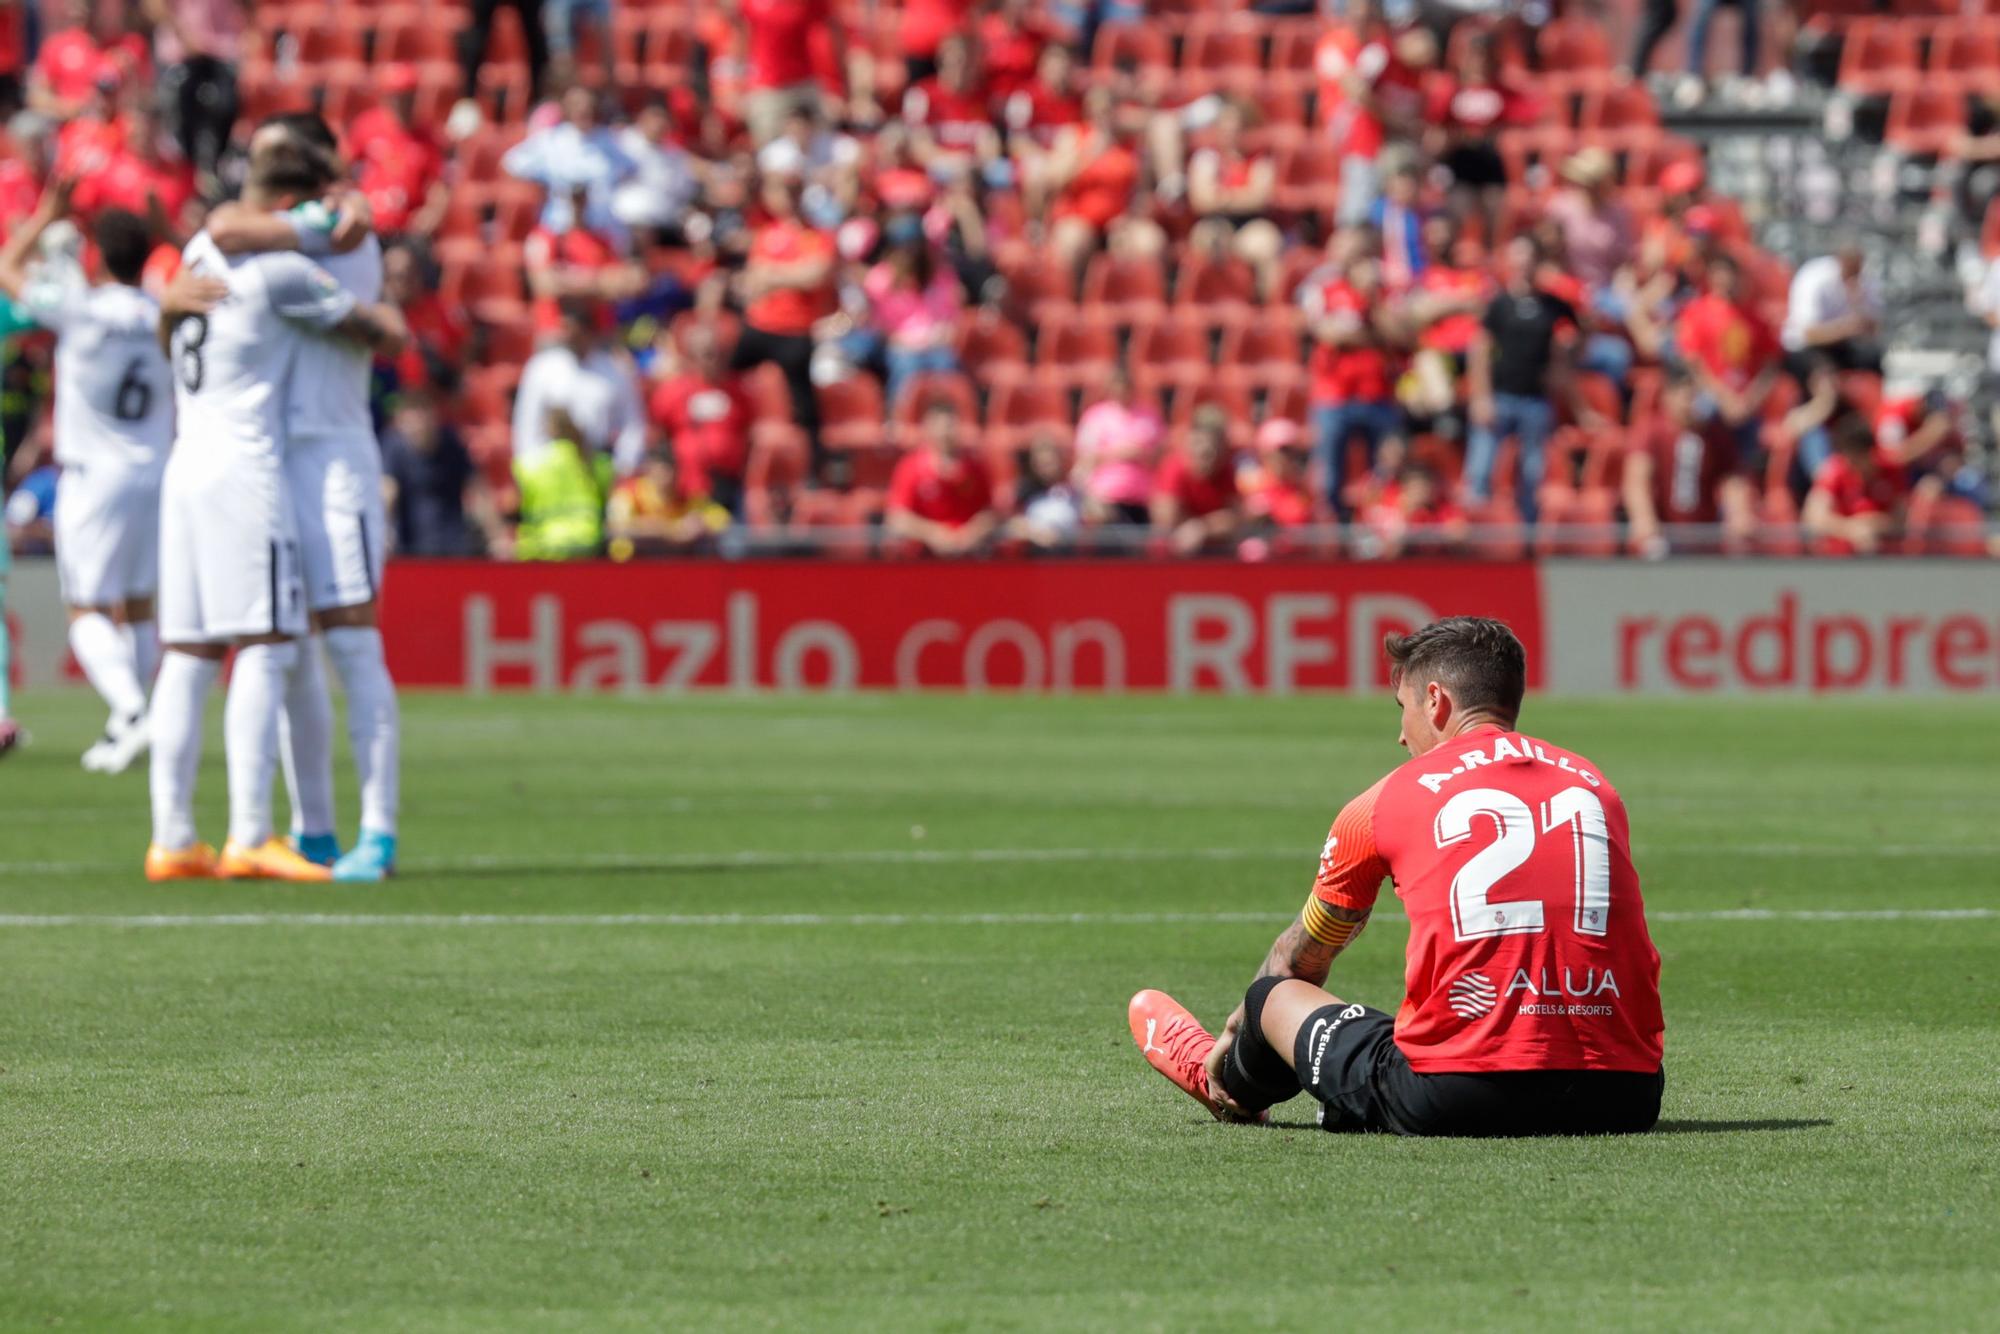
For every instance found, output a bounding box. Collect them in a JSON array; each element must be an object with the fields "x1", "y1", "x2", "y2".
[{"x1": 3, "y1": 0, "x2": 2000, "y2": 562}]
